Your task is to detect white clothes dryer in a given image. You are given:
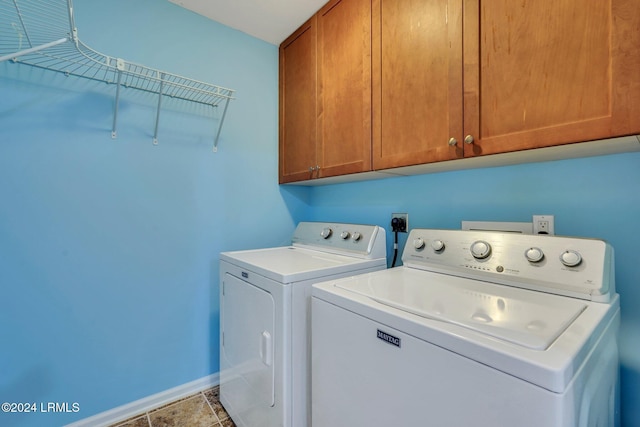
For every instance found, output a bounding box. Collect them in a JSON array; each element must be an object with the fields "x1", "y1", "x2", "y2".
[
  {"x1": 219, "y1": 222, "x2": 386, "y2": 427},
  {"x1": 312, "y1": 228, "x2": 620, "y2": 427}
]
